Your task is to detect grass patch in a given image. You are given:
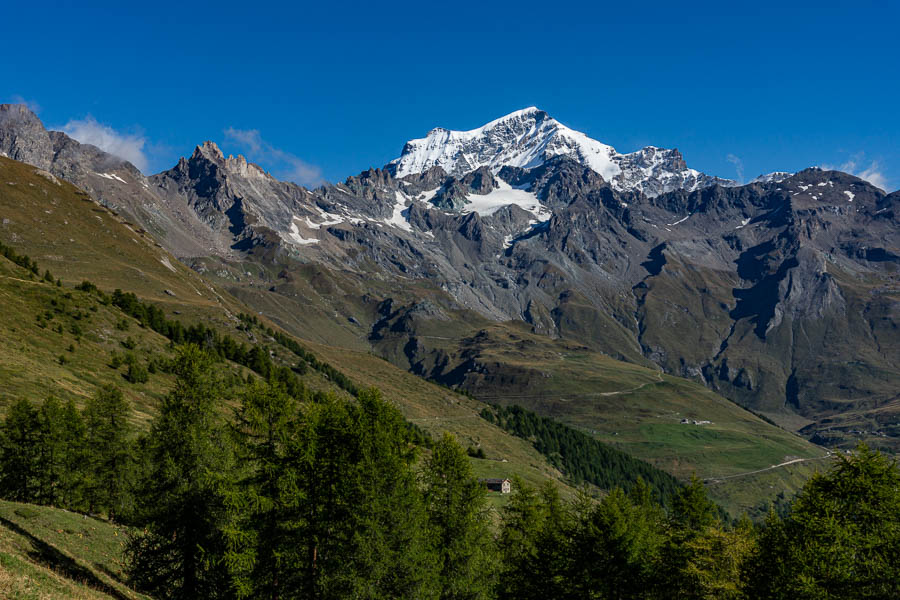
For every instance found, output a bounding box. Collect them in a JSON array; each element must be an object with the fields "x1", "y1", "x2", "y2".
[{"x1": 0, "y1": 500, "x2": 149, "y2": 599}]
